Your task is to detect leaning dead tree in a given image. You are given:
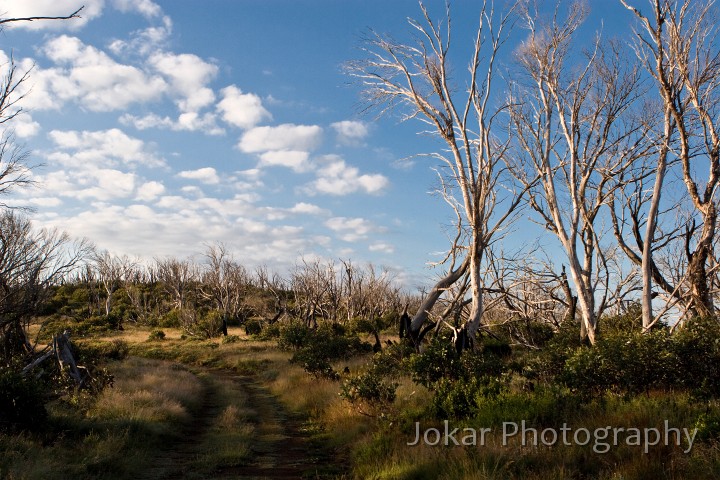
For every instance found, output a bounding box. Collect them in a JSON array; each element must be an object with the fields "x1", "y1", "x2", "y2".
[{"x1": 349, "y1": 1, "x2": 528, "y2": 351}]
